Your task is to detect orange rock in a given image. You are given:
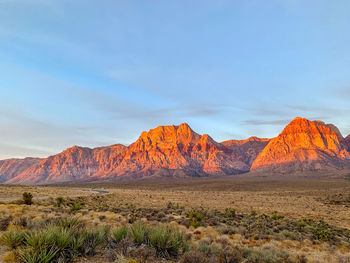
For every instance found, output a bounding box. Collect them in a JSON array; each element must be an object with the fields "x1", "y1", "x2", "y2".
[
  {"x1": 6, "y1": 123, "x2": 249, "y2": 184},
  {"x1": 250, "y1": 117, "x2": 350, "y2": 172},
  {"x1": 0, "y1": 158, "x2": 41, "y2": 183}
]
